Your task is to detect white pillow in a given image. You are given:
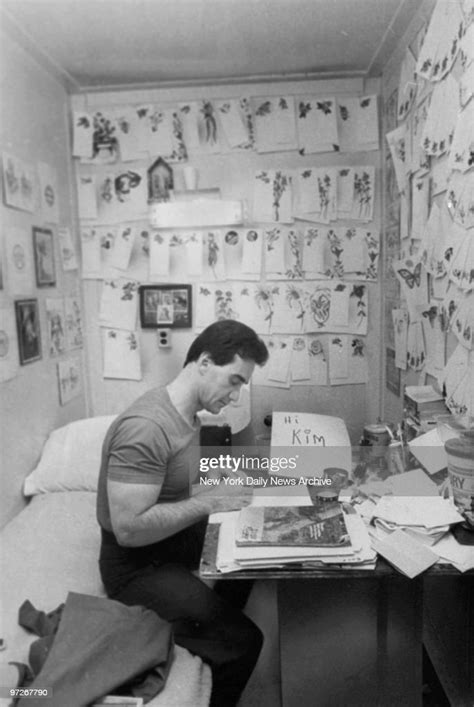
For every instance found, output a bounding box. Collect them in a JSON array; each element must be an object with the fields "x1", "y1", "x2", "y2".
[{"x1": 23, "y1": 415, "x2": 117, "y2": 496}]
